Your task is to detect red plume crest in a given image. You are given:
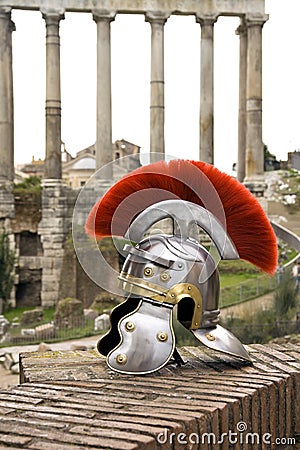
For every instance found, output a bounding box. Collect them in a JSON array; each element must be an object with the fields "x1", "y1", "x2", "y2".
[{"x1": 86, "y1": 160, "x2": 278, "y2": 275}]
